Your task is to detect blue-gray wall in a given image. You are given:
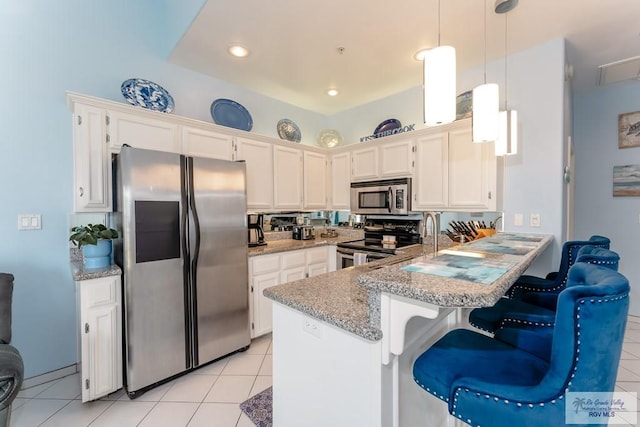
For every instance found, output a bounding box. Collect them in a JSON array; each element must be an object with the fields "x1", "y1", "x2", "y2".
[
  {"x1": 0, "y1": 0, "x2": 326, "y2": 378},
  {"x1": 574, "y1": 81, "x2": 640, "y2": 315}
]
